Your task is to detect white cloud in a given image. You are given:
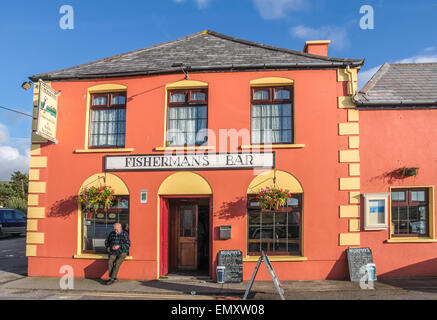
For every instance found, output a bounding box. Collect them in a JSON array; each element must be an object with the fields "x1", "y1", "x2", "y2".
[
  {"x1": 0, "y1": 122, "x2": 30, "y2": 181},
  {"x1": 424, "y1": 46, "x2": 435, "y2": 53},
  {"x1": 253, "y1": 0, "x2": 308, "y2": 20},
  {"x1": 358, "y1": 53, "x2": 437, "y2": 90},
  {"x1": 291, "y1": 24, "x2": 348, "y2": 50}
]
